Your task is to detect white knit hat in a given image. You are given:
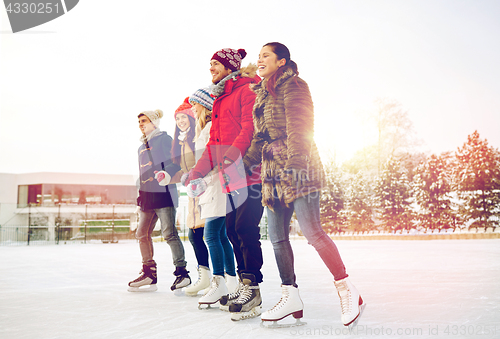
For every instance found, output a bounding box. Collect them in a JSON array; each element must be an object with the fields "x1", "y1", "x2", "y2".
[{"x1": 139, "y1": 109, "x2": 163, "y2": 128}]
